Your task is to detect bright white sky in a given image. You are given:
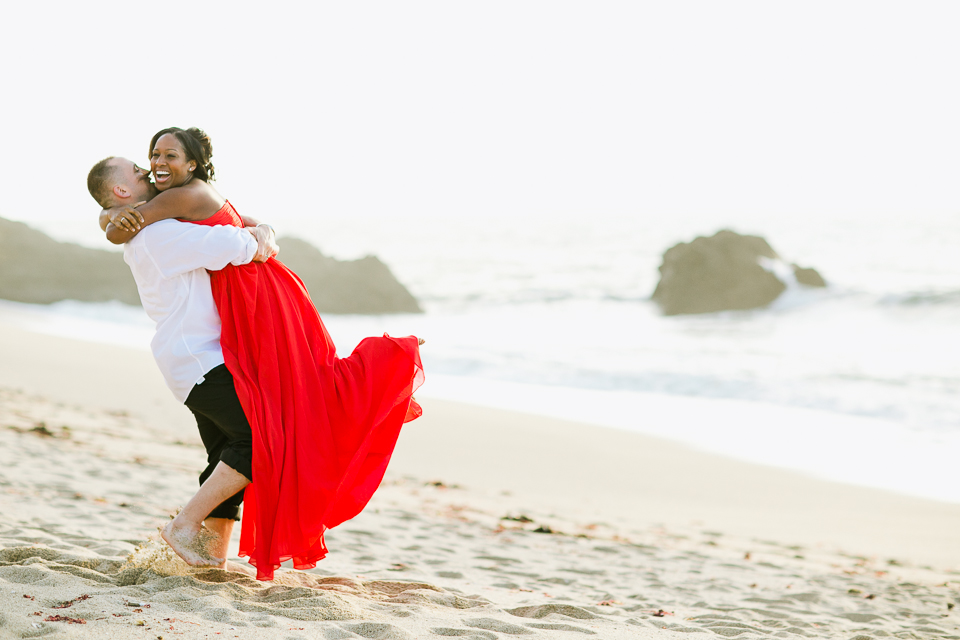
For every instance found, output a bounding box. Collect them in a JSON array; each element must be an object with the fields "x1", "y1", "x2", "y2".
[{"x1": 2, "y1": 1, "x2": 959, "y2": 240}]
